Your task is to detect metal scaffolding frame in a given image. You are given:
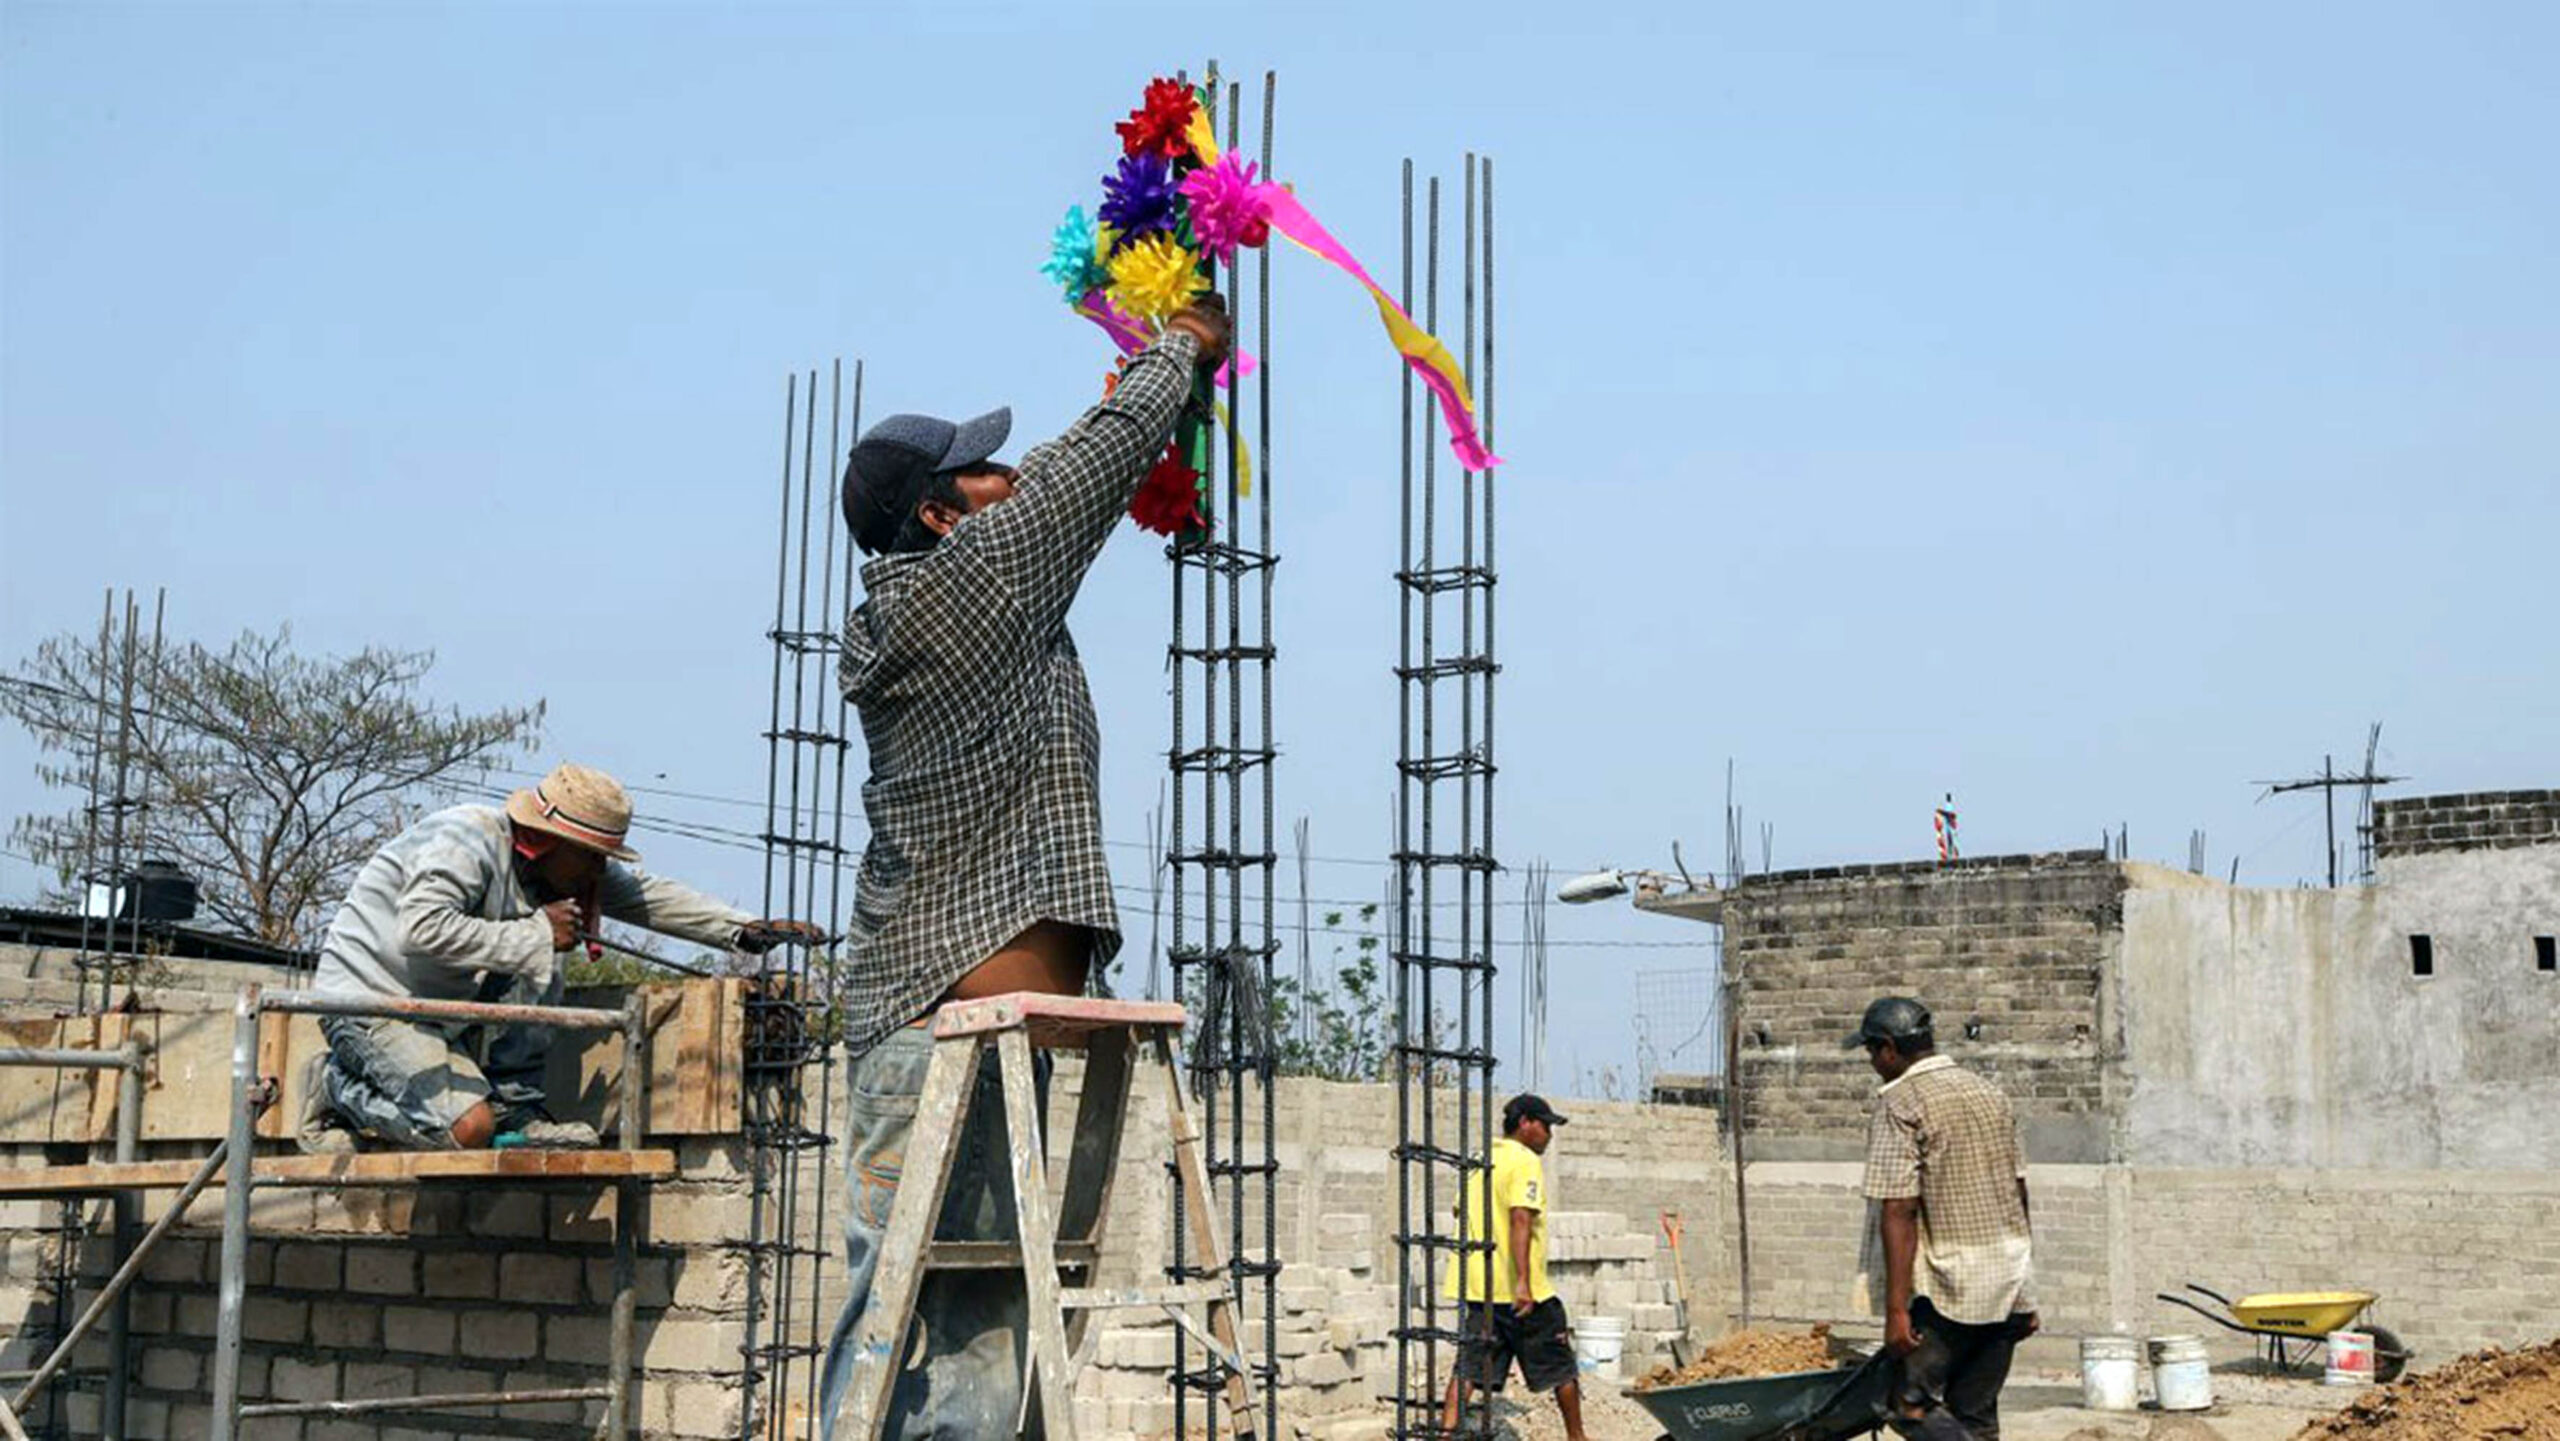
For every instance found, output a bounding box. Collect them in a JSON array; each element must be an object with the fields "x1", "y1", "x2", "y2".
[
  {"x1": 740, "y1": 359, "x2": 864, "y2": 1438},
  {"x1": 1167, "y1": 64, "x2": 1283, "y2": 1441},
  {"x1": 0, "y1": 1041, "x2": 143, "y2": 1440},
  {"x1": 202, "y1": 985, "x2": 654, "y2": 1439},
  {"x1": 1390, "y1": 154, "x2": 1500, "y2": 1441}
]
